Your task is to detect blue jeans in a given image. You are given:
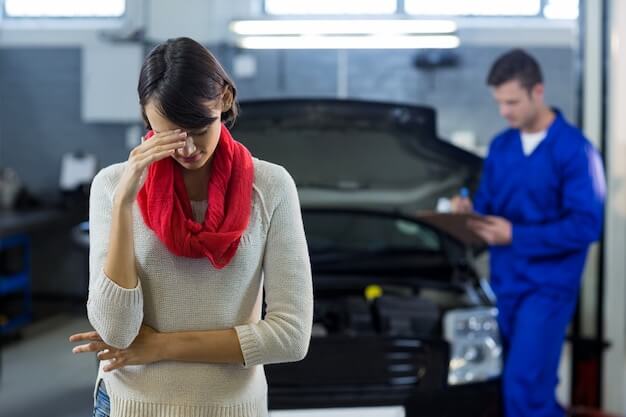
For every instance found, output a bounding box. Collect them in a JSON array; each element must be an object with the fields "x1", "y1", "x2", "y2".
[{"x1": 93, "y1": 380, "x2": 110, "y2": 417}]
